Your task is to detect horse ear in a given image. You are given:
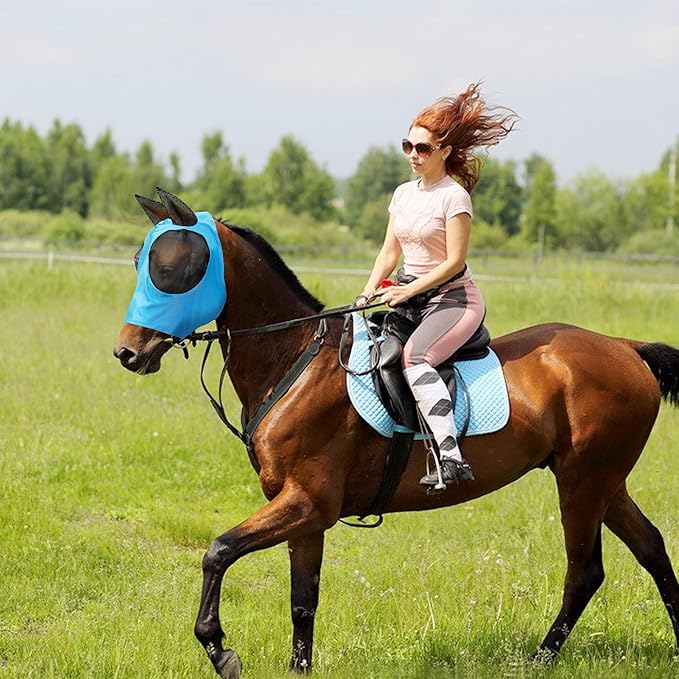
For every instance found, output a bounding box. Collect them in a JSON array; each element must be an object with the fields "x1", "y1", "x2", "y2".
[
  {"x1": 135, "y1": 194, "x2": 169, "y2": 225},
  {"x1": 155, "y1": 187, "x2": 198, "y2": 226}
]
